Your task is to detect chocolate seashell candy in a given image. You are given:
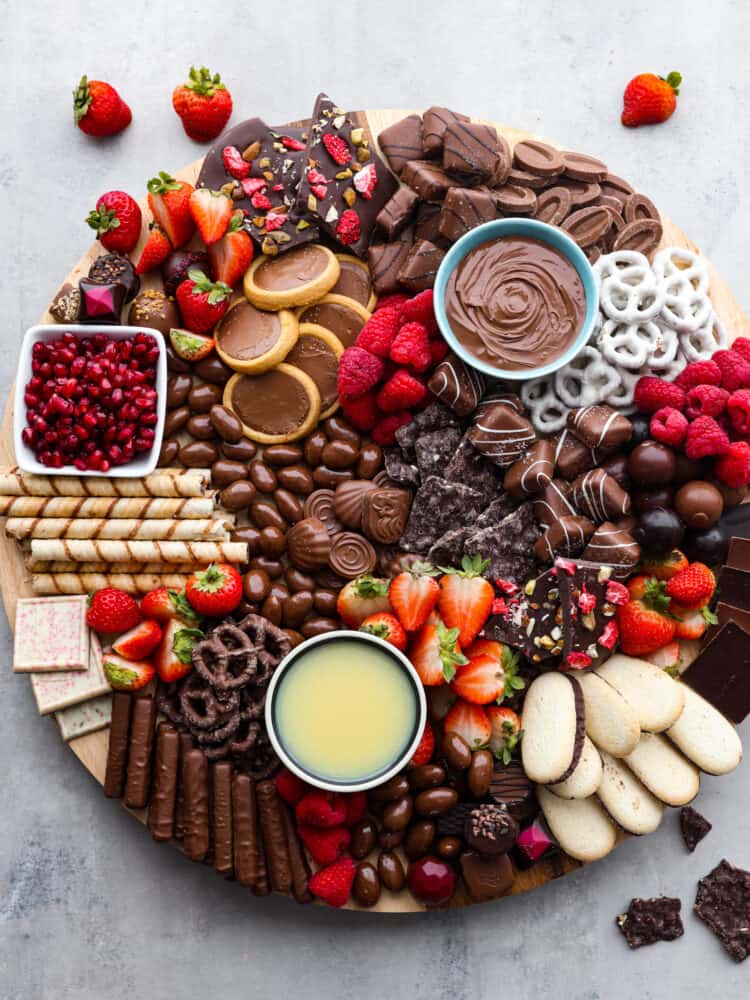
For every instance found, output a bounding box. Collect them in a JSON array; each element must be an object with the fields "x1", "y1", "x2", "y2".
[
  {"x1": 333, "y1": 480, "x2": 377, "y2": 530},
  {"x1": 286, "y1": 517, "x2": 332, "y2": 571}
]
